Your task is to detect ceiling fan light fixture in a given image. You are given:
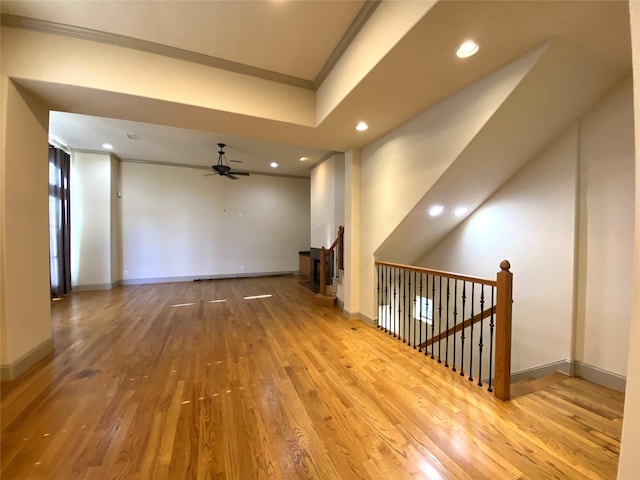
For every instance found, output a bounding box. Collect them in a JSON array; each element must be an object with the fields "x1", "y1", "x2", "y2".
[{"x1": 210, "y1": 143, "x2": 250, "y2": 179}]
